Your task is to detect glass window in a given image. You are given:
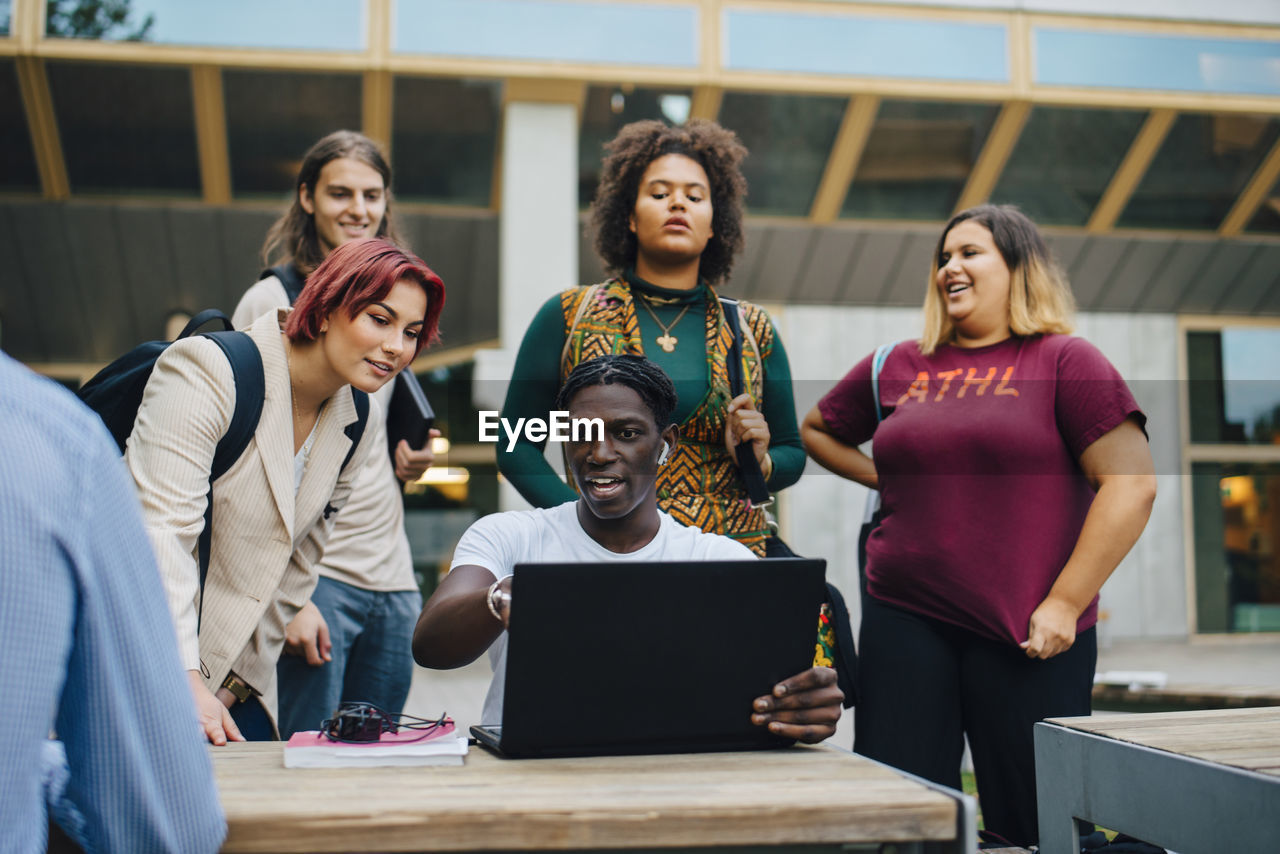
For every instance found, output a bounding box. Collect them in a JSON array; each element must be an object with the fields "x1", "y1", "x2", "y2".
[
  {"x1": 1, "y1": 1, "x2": 10, "y2": 36},
  {"x1": 991, "y1": 106, "x2": 1145, "y2": 227},
  {"x1": 0, "y1": 60, "x2": 39, "y2": 192},
  {"x1": 579, "y1": 85, "x2": 692, "y2": 207},
  {"x1": 44, "y1": 0, "x2": 154, "y2": 40},
  {"x1": 46, "y1": 61, "x2": 199, "y2": 196},
  {"x1": 1191, "y1": 462, "x2": 1280, "y2": 634},
  {"x1": 719, "y1": 91, "x2": 846, "y2": 217},
  {"x1": 223, "y1": 70, "x2": 362, "y2": 199},
  {"x1": 1118, "y1": 113, "x2": 1280, "y2": 230},
  {"x1": 392, "y1": 77, "x2": 500, "y2": 207},
  {"x1": 842, "y1": 99, "x2": 999, "y2": 221},
  {"x1": 1187, "y1": 328, "x2": 1280, "y2": 445},
  {"x1": 44, "y1": 0, "x2": 363, "y2": 50},
  {"x1": 1246, "y1": 174, "x2": 1280, "y2": 235}
]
